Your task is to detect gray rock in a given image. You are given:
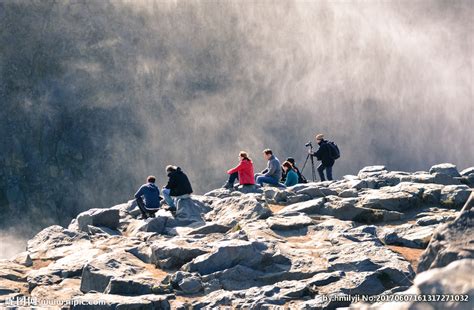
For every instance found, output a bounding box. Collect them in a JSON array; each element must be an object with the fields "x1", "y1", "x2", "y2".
[
  {"x1": 358, "y1": 182, "x2": 422, "y2": 212},
  {"x1": 358, "y1": 165, "x2": 387, "y2": 179},
  {"x1": 205, "y1": 195, "x2": 271, "y2": 227},
  {"x1": 127, "y1": 216, "x2": 168, "y2": 235},
  {"x1": 171, "y1": 271, "x2": 203, "y2": 294},
  {"x1": 429, "y1": 163, "x2": 461, "y2": 177},
  {"x1": 27, "y1": 225, "x2": 90, "y2": 260},
  {"x1": 170, "y1": 198, "x2": 209, "y2": 226},
  {"x1": 295, "y1": 186, "x2": 326, "y2": 198},
  {"x1": 187, "y1": 222, "x2": 231, "y2": 235},
  {"x1": 460, "y1": 167, "x2": 474, "y2": 177},
  {"x1": 380, "y1": 224, "x2": 437, "y2": 248},
  {"x1": 76, "y1": 208, "x2": 120, "y2": 232},
  {"x1": 80, "y1": 251, "x2": 158, "y2": 294},
  {"x1": 277, "y1": 198, "x2": 326, "y2": 215},
  {"x1": 339, "y1": 188, "x2": 359, "y2": 198},
  {"x1": 11, "y1": 252, "x2": 33, "y2": 267},
  {"x1": 183, "y1": 240, "x2": 267, "y2": 275},
  {"x1": 440, "y1": 185, "x2": 472, "y2": 208},
  {"x1": 418, "y1": 204, "x2": 473, "y2": 272},
  {"x1": 266, "y1": 214, "x2": 313, "y2": 231},
  {"x1": 150, "y1": 240, "x2": 208, "y2": 270},
  {"x1": 286, "y1": 194, "x2": 312, "y2": 204}
]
